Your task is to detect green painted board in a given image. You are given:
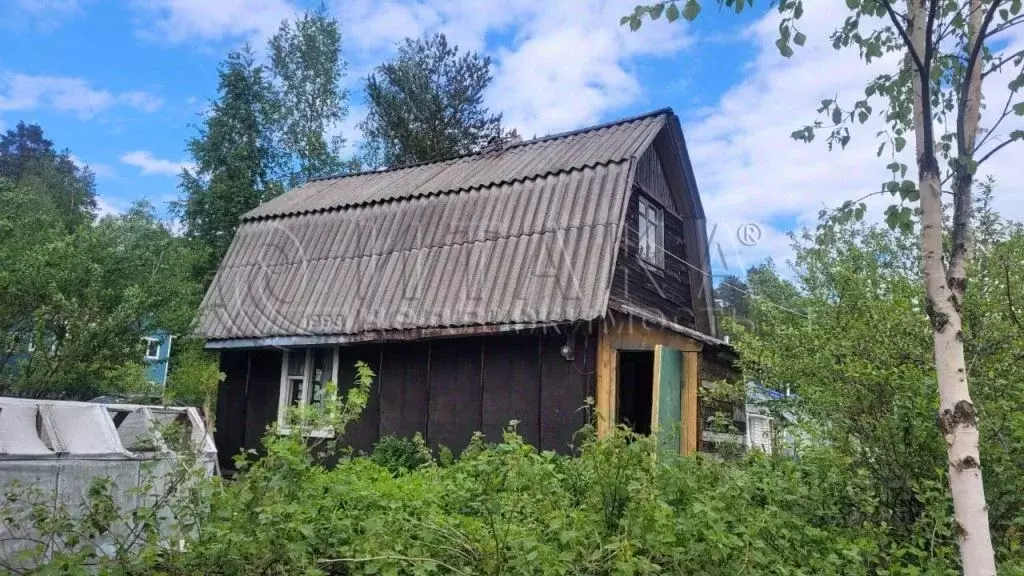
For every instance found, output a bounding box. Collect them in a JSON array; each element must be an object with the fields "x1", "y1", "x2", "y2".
[{"x1": 656, "y1": 345, "x2": 683, "y2": 456}]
